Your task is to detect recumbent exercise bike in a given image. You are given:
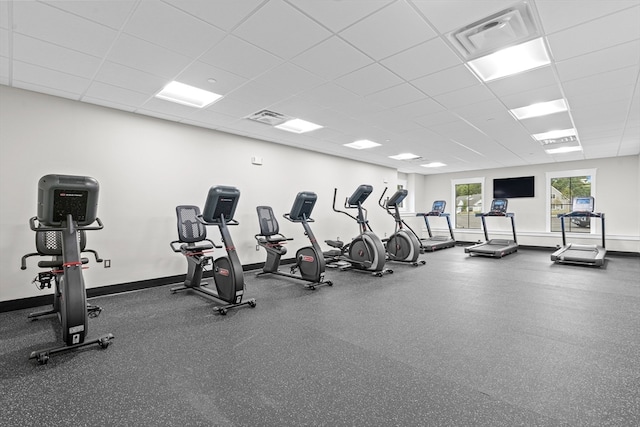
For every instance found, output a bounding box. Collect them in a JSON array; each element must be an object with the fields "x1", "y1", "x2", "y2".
[{"x1": 21, "y1": 174, "x2": 114, "y2": 364}]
